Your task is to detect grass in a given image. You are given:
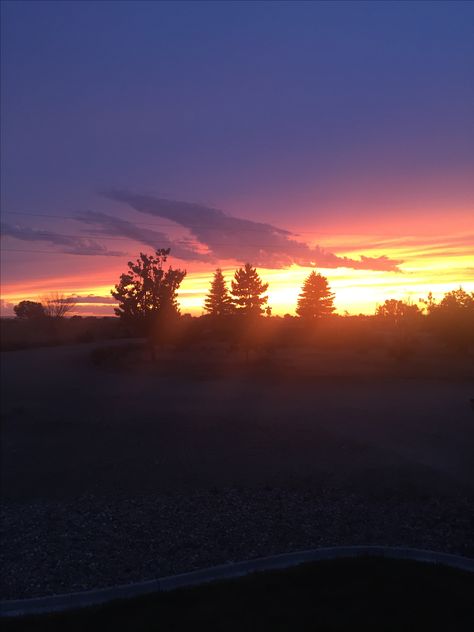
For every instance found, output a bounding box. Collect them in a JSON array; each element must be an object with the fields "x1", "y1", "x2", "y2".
[{"x1": 3, "y1": 557, "x2": 474, "y2": 631}]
